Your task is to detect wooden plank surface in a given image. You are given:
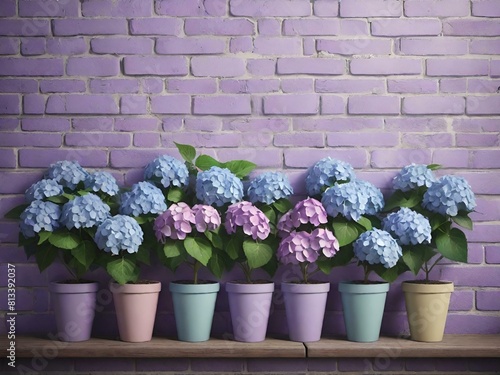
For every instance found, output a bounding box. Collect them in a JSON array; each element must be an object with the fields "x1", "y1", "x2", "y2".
[
  {"x1": 0, "y1": 336, "x2": 305, "y2": 358},
  {"x1": 305, "y1": 335, "x2": 500, "y2": 358}
]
